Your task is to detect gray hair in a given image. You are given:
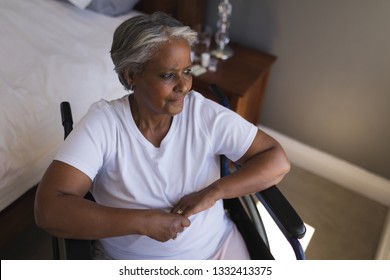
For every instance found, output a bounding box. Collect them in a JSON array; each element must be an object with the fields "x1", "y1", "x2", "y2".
[{"x1": 110, "y1": 12, "x2": 197, "y2": 90}]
